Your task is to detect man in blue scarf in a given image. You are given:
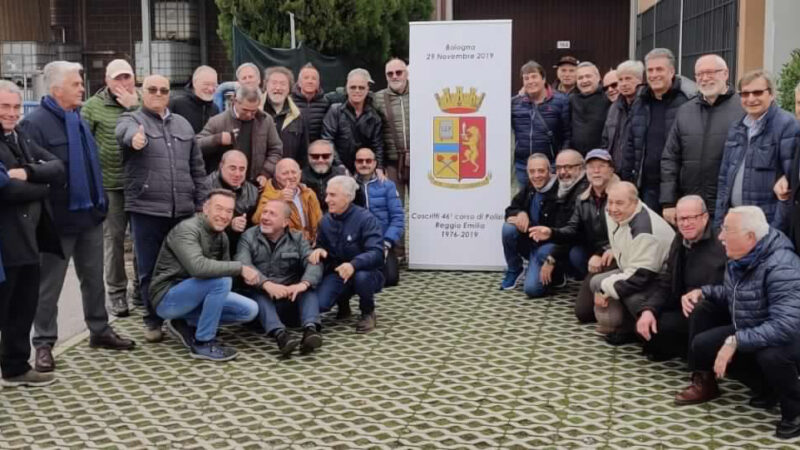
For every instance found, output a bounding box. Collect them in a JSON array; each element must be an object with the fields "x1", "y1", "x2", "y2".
[{"x1": 20, "y1": 61, "x2": 135, "y2": 374}]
